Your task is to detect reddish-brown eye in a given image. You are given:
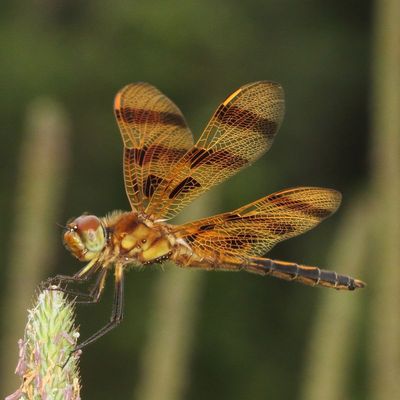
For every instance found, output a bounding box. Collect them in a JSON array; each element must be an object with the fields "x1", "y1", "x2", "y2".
[{"x1": 72, "y1": 215, "x2": 101, "y2": 232}]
